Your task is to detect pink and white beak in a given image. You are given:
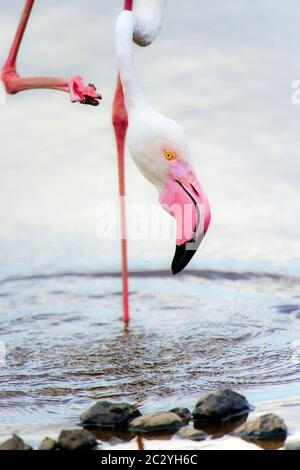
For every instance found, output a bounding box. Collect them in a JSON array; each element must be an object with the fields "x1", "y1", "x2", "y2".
[{"x1": 159, "y1": 160, "x2": 211, "y2": 275}]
